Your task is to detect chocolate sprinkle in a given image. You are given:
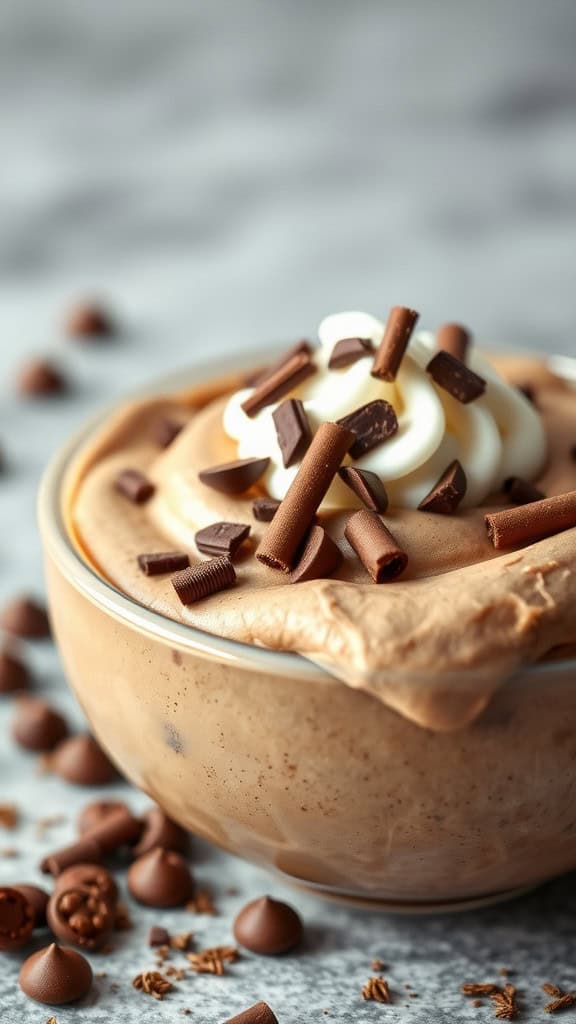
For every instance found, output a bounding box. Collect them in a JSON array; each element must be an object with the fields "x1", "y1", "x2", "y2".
[
  {"x1": 437, "y1": 323, "x2": 471, "y2": 362},
  {"x1": 241, "y1": 351, "x2": 315, "y2": 417},
  {"x1": 371, "y1": 306, "x2": 419, "y2": 381},
  {"x1": 114, "y1": 469, "x2": 155, "y2": 504},
  {"x1": 272, "y1": 398, "x2": 312, "y2": 467},
  {"x1": 328, "y1": 337, "x2": 374, "y2": 369},
  {"x1": 426, "y1": 351, "x2": 486, "y2": 403},
  {"x1": 345, "y1": 510, "x2": 408, "y2": 583},
  {"x1": 198, "y1": 457, "x2": 269, "y2": 495},
  {"x1": 290, "y1": 526, "x2": 342, "y2": 583},
  {"x1": 195, "y1": 522, "x2": 251, "y2": 558},
  {"x1": 338, "y1": 467, "x2": 388, "y2": 512},
  {"x1": 137, "y1": 552, "x2": 190, "y2": 576},
  {"x1": 252, "y1": 498, "x2": 280, "y2": 522},
  {"x1": 418, "y1": 460, "x2": 467, "y2": 514},
  {"x1": 338, "y1": 400, "x2": 398, "y2": 458},
  {"x1": 171, "y1": 557, "x2": 236, "y2": 605},
  {"x1": 504, "y1": 477, "x2": 546, "y2": 506},
  {"x1": 485, "y1": 490, "x2": 576, "y2": 549}
]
